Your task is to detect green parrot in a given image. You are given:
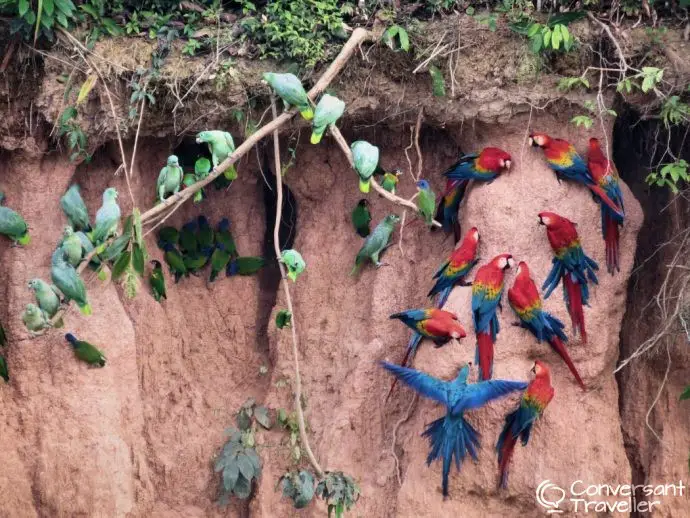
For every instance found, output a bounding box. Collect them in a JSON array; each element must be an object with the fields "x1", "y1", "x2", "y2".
[
  {"x1": 227, "y1": 256, "x2": 265, "y2": 276},
  {"x1": 91, "y1": 187, "x2": 120, "y2": 245},
  {"x1": 192, "y1": 158, "x2": 212, "y2": 203},
  {"x1": 28, "y1": 278, "x2": 61, "y2": 318},
  {"x1": 351, "y1": 199, "x2": 372, "y2": 238},
  {"x1": 51, "y1": 251, "x2": 91, "y2": 315},
  {"x1": 310, "y1": 94, "x2": 345, "y2": 144},
  {"x1": 280, "y1": 249, "x2": 305, "y2": 282},
  {"x1": 351, "y1": 141, "x2": 380, "y2": 193},
  {"x1": 415, "y1": 179, "x2": 436, "y2": 227},
  {"x1": 351, "y1": 213, "x2": 400, "y2": 275},
  {"x1": 157, "y1": 226, "x2": 179, "y2": 250},
  {"x1": 183, "y1": 252, "x2": 209, "y2": 273},
  {"x1": 75, "y1": 231, "x2": 100, "y2": 267},
  {"x1": 149, "y1": 260, "x2": 166, "y2": 302},
  {"x1": 157, "y1": 155, "x2": 183, "y2": 203},
  {"x1": 60, "y1": 184, "x2": 91, "y2": 231},
  {"x1": 65, "y1": 333, "x2": 106, "y2": 367},
  {"x1": 196, "y1": 215, "x2": 215, "y2": 255},
  {"x1": 0, "y1": 321, "x2": 6, "y2": 346},
  {"x1": 209, "y1": 243, "x2": 231, "y2": 282},
  {"x1": 61, "y1": 226, "x2": 84, "y2": 267},
  {"x1": 0, "y1": 191, "x2": 30, "y2": 245},
  {"x1": 22, "y1": 303, "x2": 50, "y2": 335},
  {"x1": 196, "y1": 130, "x2": 237, "y2": 180},
  {"x1": 381, "y1": 168, "x2": 403, "y2": 194},
  {"x1": 216, "y1": 218, "x2": 238, "y2": 259},
  {"x1": 179, "y1": 221, "x2": 198, "y2": 255},
  {"x1": 0, "y1": 354, "x2": 8, "y2": 383},
  {"x1": 162, "y1": 243, "x2": 188, "y2": 282},
  {"x1": 263, "y1": 72, "x2": 314, "y2": 120}
]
